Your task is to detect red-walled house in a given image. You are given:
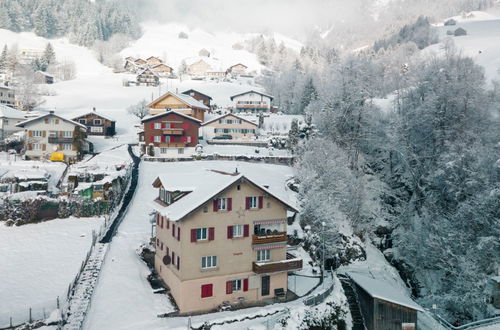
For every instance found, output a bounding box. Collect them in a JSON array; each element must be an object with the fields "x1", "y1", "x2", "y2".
[{"x1": 140, "y1": 110, "x2": 201, "y2": 157}]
